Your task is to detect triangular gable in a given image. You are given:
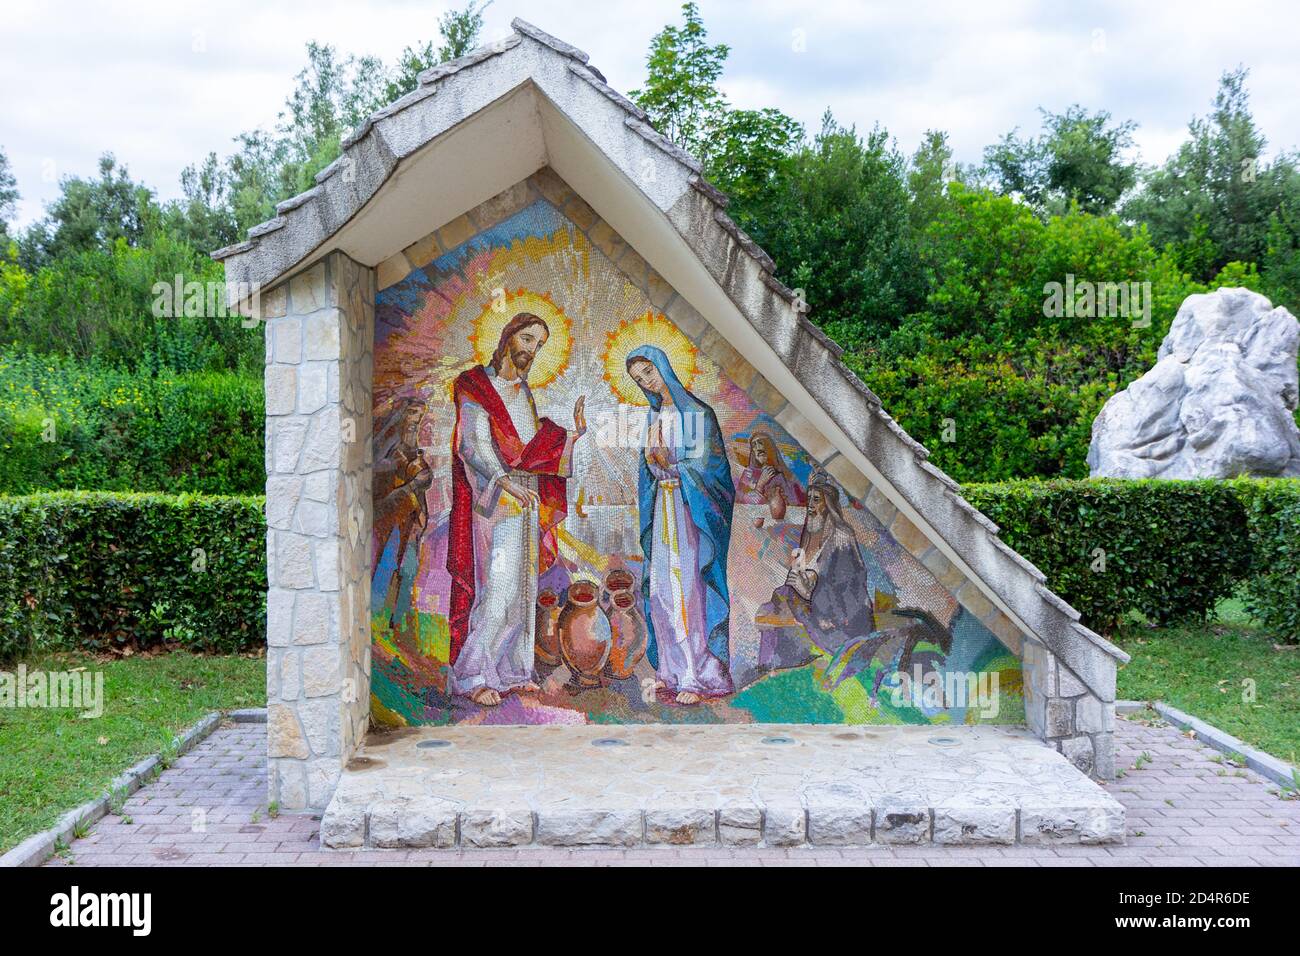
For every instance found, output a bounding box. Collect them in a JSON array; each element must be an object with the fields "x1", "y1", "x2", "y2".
[{"x1": 220, "y1": 18, "x2": 1128, "y2": 708}]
